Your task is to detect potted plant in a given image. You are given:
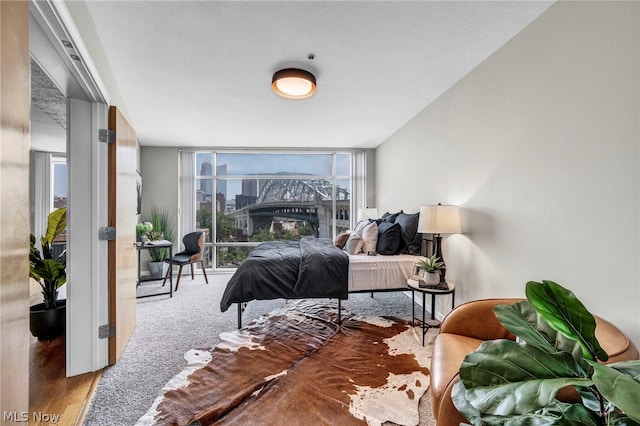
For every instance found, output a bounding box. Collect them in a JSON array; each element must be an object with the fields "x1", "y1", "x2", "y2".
[
  {"x1": 417, "y1": 255, "x2": 444, "y2": 285},
  {"x1": 146, "y1": 206, "x2": 174, "y2": 279},
  {"x1": 136, "y1": 221, "x2": 153, "y2": 244},
  {"x1": 29, "y1": 207, "x2": 67, "y2": 340},
  {"x1": 453, "y1": 280, "x2": 640, "y2": 425}
]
